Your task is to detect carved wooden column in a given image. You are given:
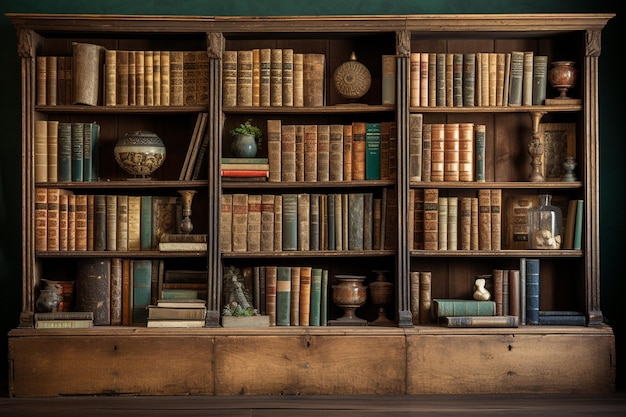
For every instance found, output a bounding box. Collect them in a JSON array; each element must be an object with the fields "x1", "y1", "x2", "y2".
[
  {"x1": 527, "y1": 110, "x2": 547, "y2": 182},
  {"x1": 395, "y1": 30, "x2": 413, "y2": 327},
  {"x1": 584, "y1": 28, "x2": 604, "y2": 326},
  {"x1": 205, "y1": 31, "x2": 225, "y2": 327}
]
